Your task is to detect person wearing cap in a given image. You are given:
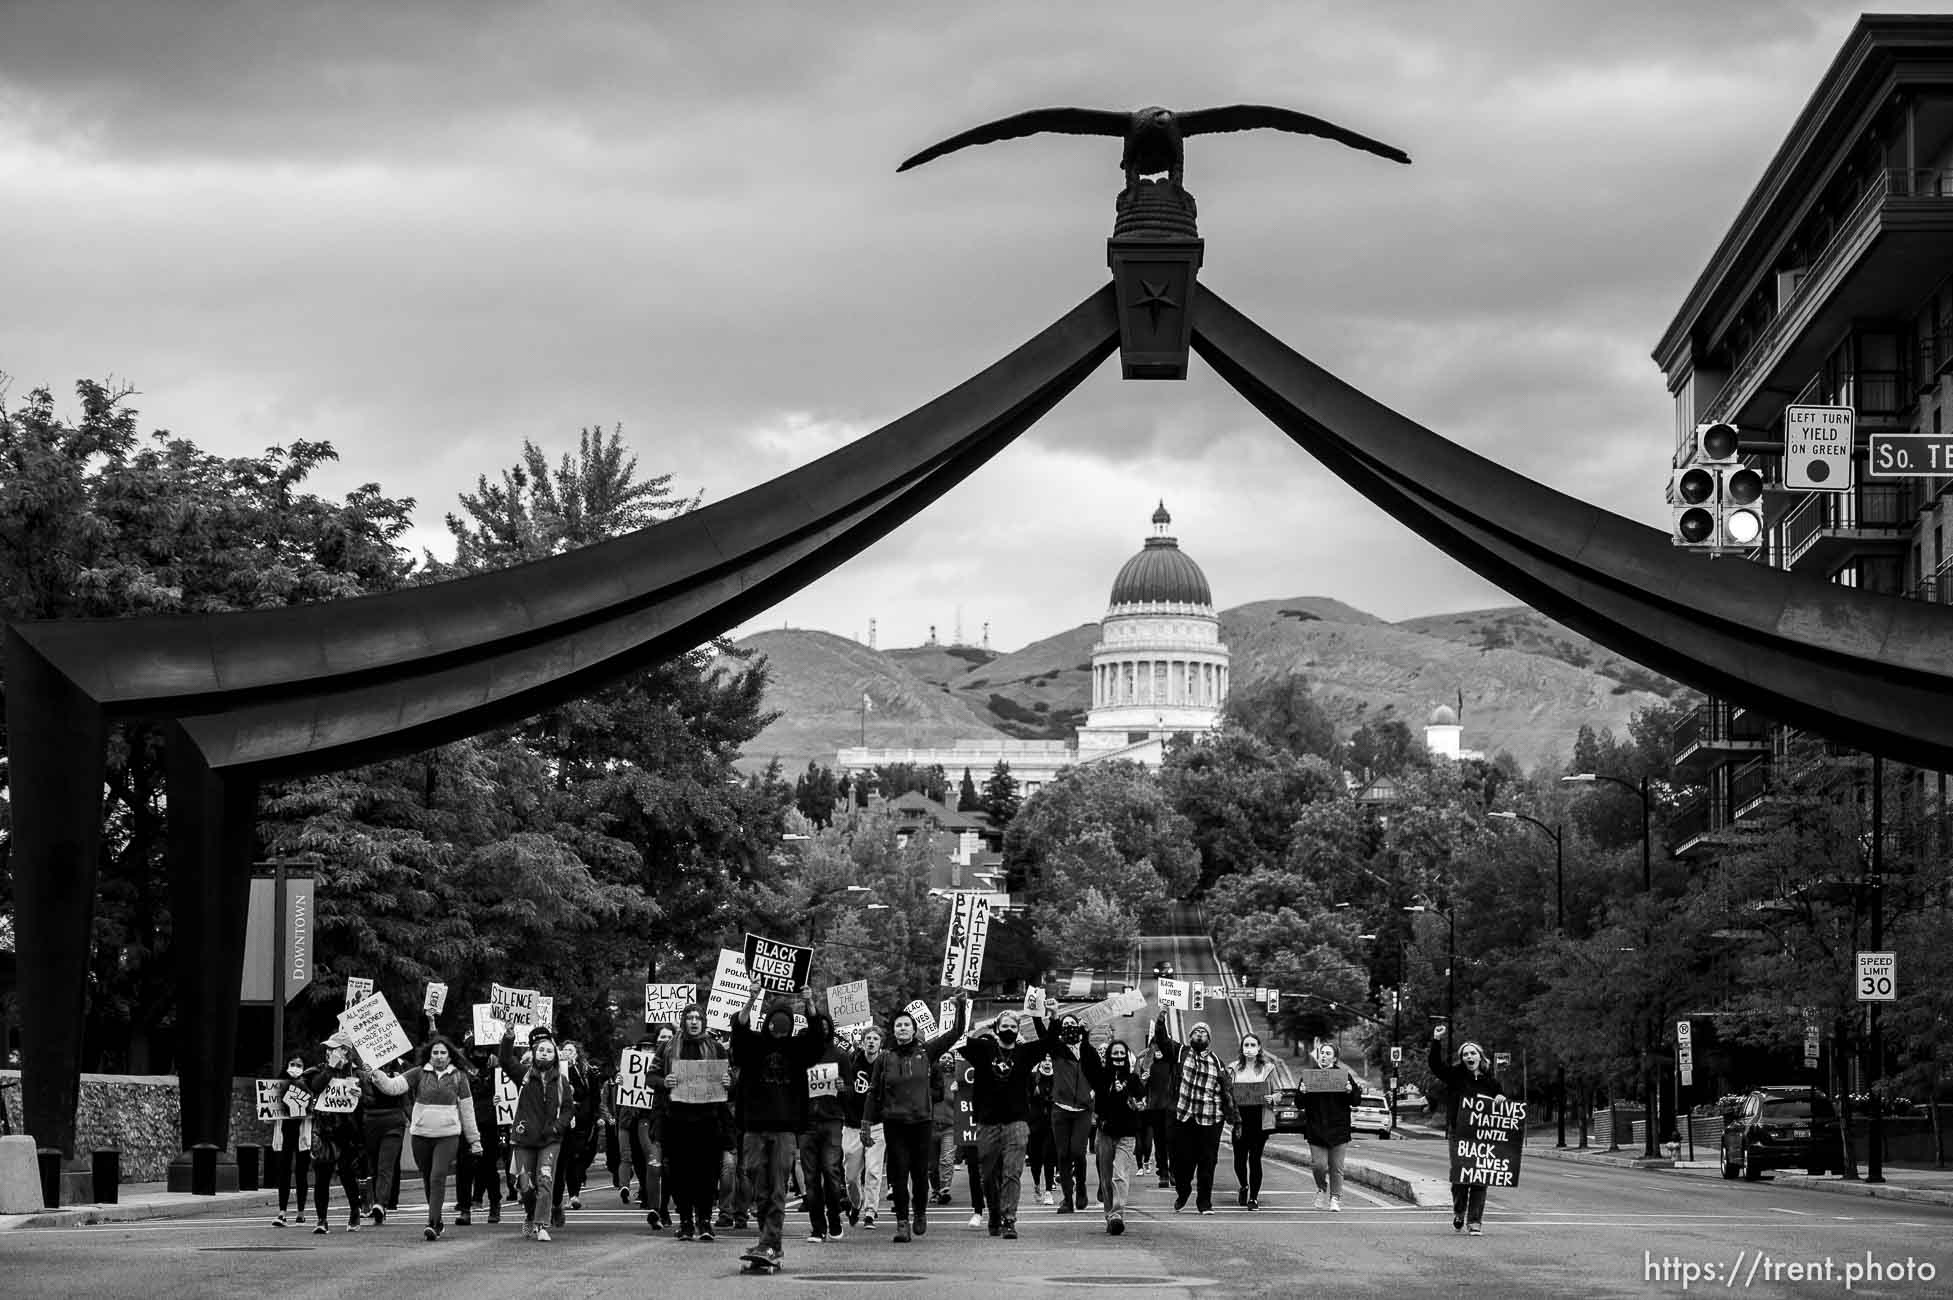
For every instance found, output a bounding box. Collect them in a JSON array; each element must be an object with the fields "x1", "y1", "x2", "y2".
[
  {"x1": 1152, "y1": 1016, "x2": 1238, "y2": 1214},
  {"x1": 649, "y1": 1003, "x2": 732, "y2": 1242},
  {"x1": 730, "y1": 983, "x2": 832, "y2": 1271},
  {"x1": 500, "y1": 1024, "x2": 577, "y2": 1242},
  {"x1": 1297, "y1": 1040, "x2": 1363, "y2": 1213},
  {"x1": 1429, "y1": 1024, "x2": 1505, "y2": 1234},
  {"x1": 300, "y1": 1033, "x2": 368, "y2": 1234}
]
